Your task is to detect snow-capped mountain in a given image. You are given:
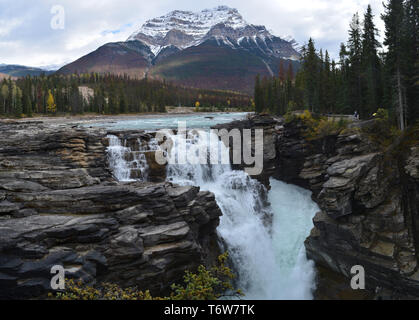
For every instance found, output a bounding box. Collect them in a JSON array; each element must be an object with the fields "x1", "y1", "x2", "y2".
[
  {"x1": 128, "y1": 6, "x2": 300, "y2": 60},
  {"x1": 59, "y1": 6, "x2": 301, "y2": 93},
  {"x1": 128, "y1": 6, "x2": 247, "y2": 50}
]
